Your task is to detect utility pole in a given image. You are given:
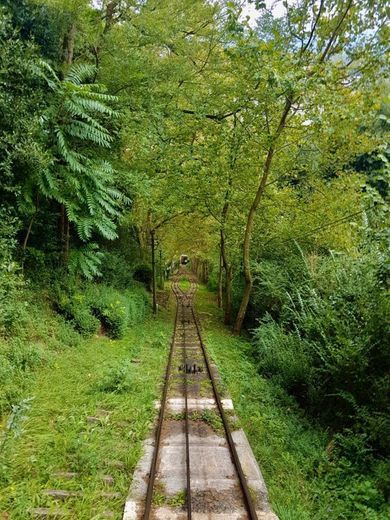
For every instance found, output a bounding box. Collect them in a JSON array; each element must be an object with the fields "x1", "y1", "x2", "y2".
[{"x1": 151, "y1": 229, "x2": 157, "y2": 314}]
